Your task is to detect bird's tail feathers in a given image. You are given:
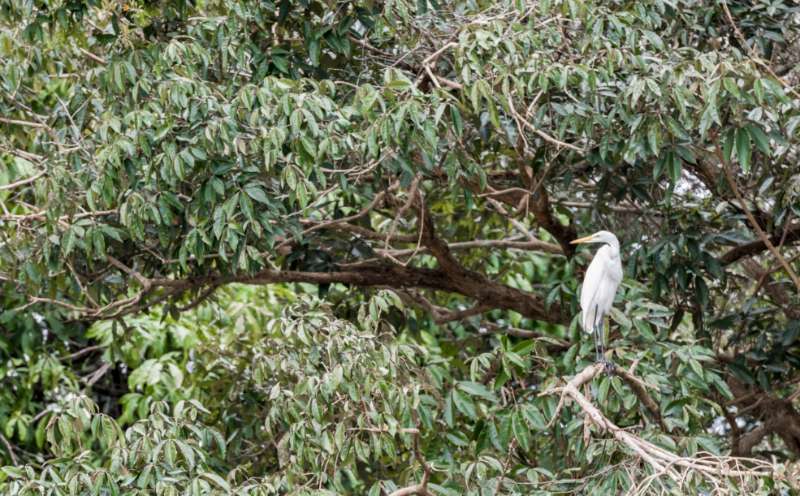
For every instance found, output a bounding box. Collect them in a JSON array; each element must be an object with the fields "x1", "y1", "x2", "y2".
[{"x1": 581, "y1": 306, "x2": 604, "y2": 333}]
